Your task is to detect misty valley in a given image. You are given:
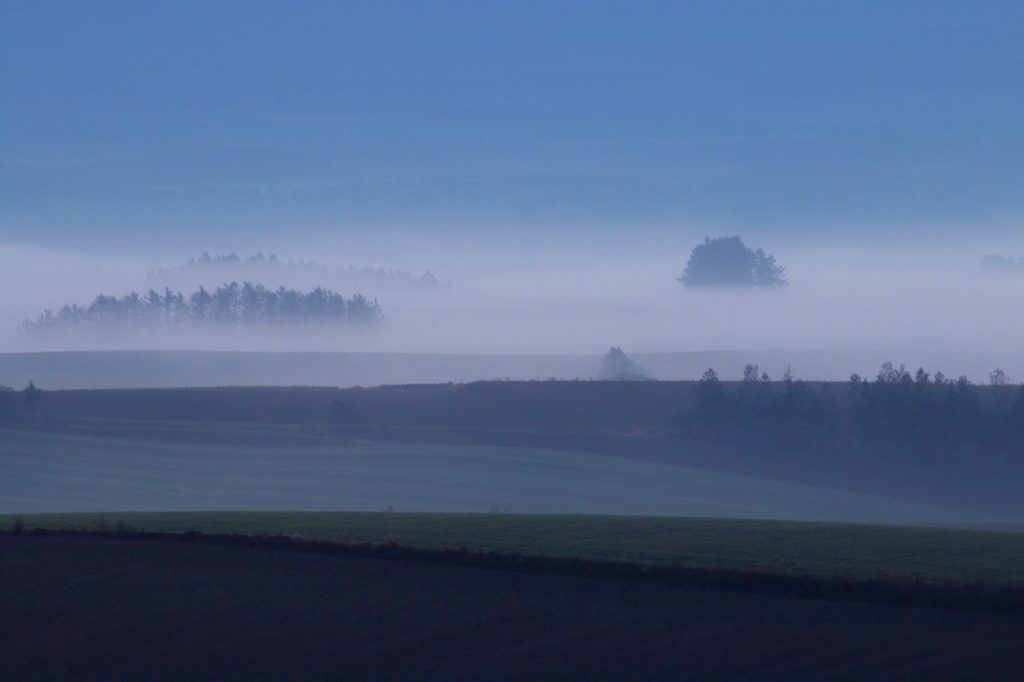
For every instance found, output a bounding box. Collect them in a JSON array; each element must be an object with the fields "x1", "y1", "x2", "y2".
[{"x1": 6, "y1": 4, "x2": 1024, "y2": 677}]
